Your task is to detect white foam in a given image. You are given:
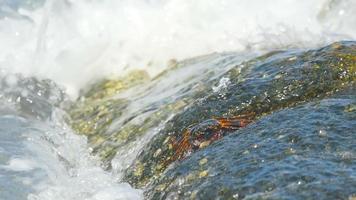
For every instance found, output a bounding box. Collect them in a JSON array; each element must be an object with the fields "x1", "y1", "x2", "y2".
[
  {"x1": 213, "y1": 77, "x2": 231, "y2": 93},
  {"x1": 24, "y1": 110, "x2": 143, "y2": 200},
  {"x1": 3, "y1": 158, "x2": 38, "y2": 171},
  {"x1": 0, "y1": 0, "x2": 355, "y2": 98}
]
